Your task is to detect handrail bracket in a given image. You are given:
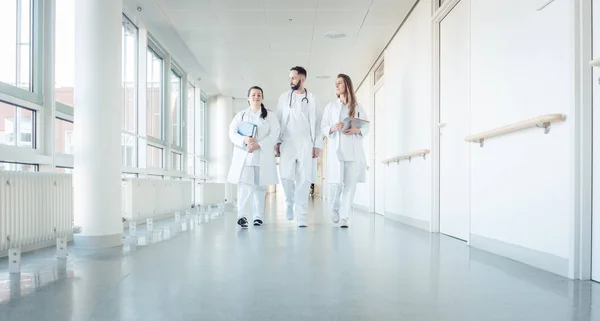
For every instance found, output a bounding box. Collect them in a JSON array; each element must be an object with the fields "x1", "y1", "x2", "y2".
[{"x1": 536, "y1": 121, "x2": 551, "y2": 134}]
